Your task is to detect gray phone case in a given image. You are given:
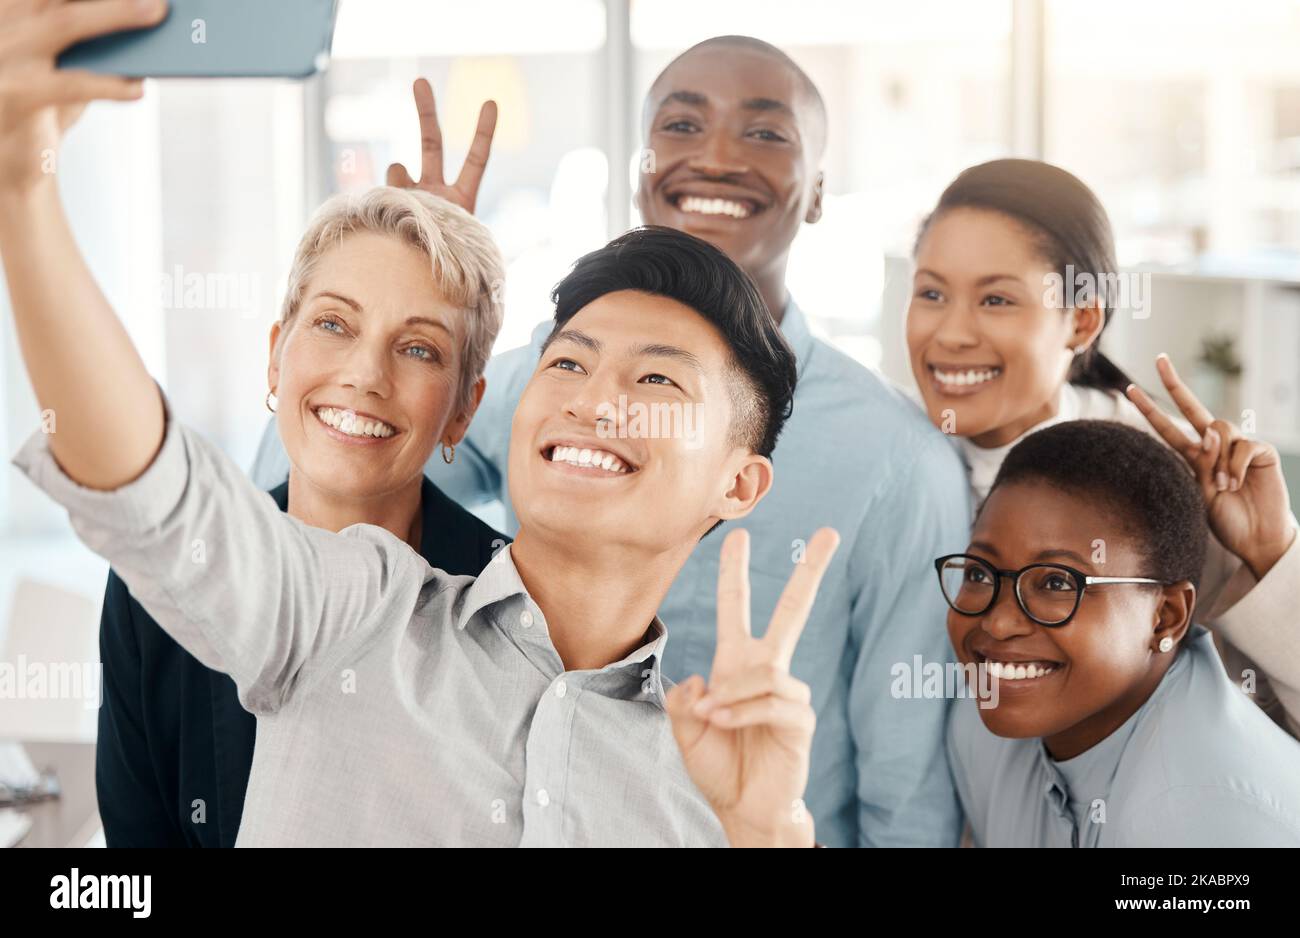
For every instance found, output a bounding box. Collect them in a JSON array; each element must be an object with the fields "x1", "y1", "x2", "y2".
[{"x1": 58, "y1": 0, "x2": 339, "y2": 79}]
